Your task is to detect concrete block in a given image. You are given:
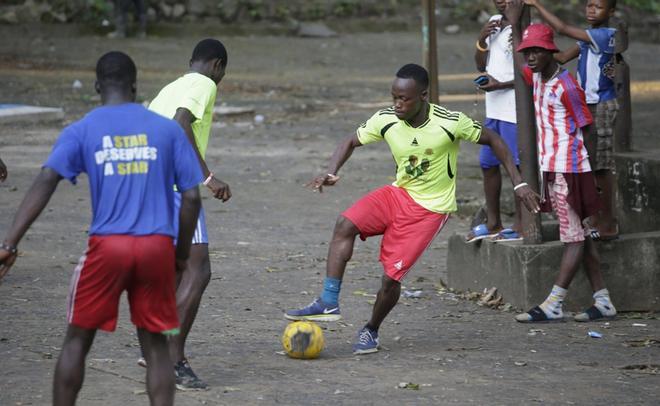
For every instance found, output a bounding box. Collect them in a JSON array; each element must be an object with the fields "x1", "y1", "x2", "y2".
[
  {"x1": 616, "y1": 151, "x2": 660, "y2": 233},
  {"x1": 447, "y1": 231, "x2": 660, "y2": 312},
  {"x1": 0, "y1": 104, "x2": 64, "y2": 124}
]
